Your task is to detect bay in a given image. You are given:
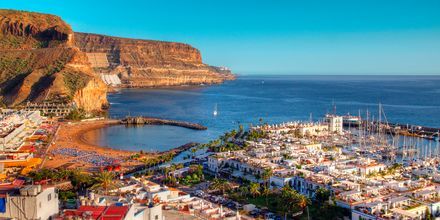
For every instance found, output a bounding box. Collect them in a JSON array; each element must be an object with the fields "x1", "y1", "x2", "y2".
[{"x1": 83, "y1": 75, "x2": 440, "y2": 151}]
